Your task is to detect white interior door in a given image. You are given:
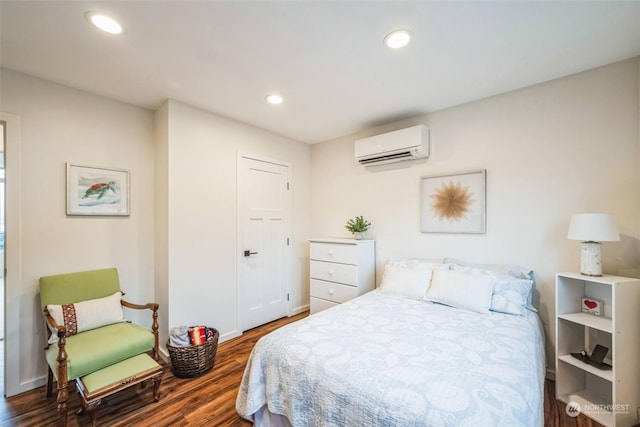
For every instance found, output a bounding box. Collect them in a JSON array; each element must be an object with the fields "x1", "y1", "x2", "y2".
[{"x1": 238, "y1": 155, "x2": 290, "y2": 332}]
